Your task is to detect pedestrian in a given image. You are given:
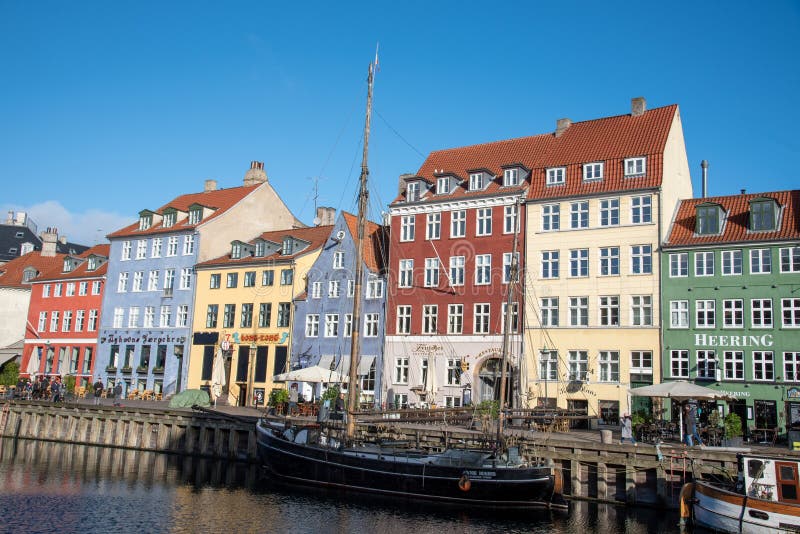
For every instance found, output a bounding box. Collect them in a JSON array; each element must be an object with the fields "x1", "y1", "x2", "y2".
[
  {"x1": 93, "y1": 378, "x2": 104, "y2": 405},
  {"x1": 288, "y1": 383, "x2": 299, "y2": 415},
  {"x1": 620, "y1": 413, "x2": 637, "y2": 445},
  {"x1": 113, "y1": 382, "x2": 123, "y2": 407},
  {"x1": 51, "y1": 377, "x2": 61, "y2": 403},
  {"x1": 683, "y1": 404, "x2": 704, "y2": 447}
]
